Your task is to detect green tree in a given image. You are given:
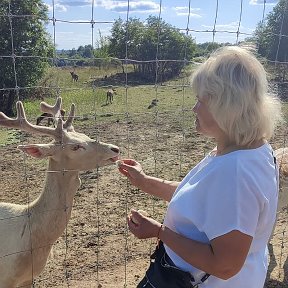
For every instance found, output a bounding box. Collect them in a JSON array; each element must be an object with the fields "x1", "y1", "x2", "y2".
[
  {"x1": 108, "y1": 16, "x2": 196, "y2": 81},
  {"x1": 83, "y1": 45, "x2": 93, "y2": 58},
  {"x1": 108, "y1": 17, "x2": 145, "y2": 73},
  {"x1": 254, "y1": 0, "x2": 288, "y2": 62},
  {"x1": 94, "y1": 30, "x2": 112, "y2": 69},
  {"x1": 77, "y1": 45, "x2": 86, "y2": 57},
  {"x1": 0, "y1": 0, "x2": 54, "y2": 115},
  {"x1": 195, "y1": 42, "x2": 224, "y2": 57},
  {"x1": 69, "y1": 48, "x2": 77, "y2": 57}
]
